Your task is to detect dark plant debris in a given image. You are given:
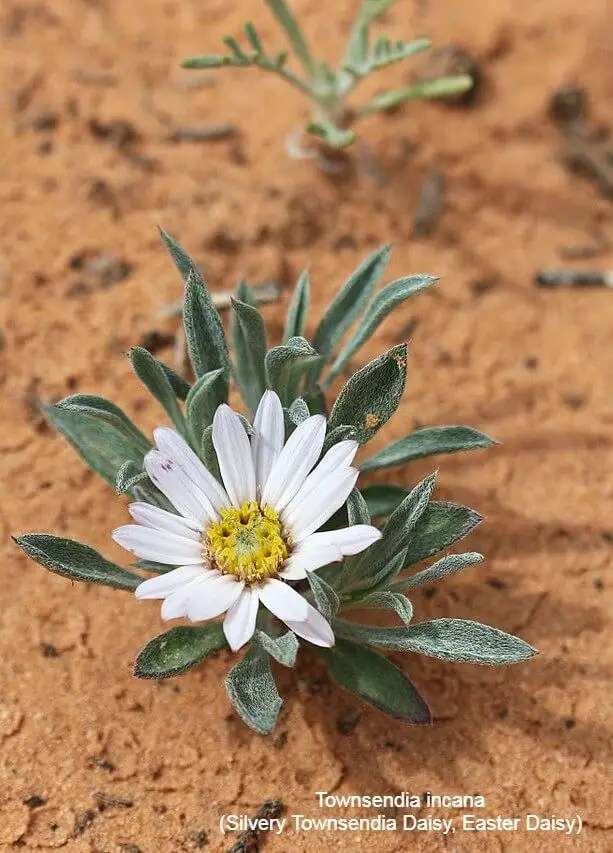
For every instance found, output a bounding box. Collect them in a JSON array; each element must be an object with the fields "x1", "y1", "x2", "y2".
[
  {"x1": 168, "y1": 123, "x2": 238, "y2": 143},
  {"x1": 188, "y1": 829, "x2": 209, "y2": 848},
  {"x1": 93, "y1": 791, "x2": 133, "y2": 809},
  {"x1": 40, "y1": 642, "x2": 60, "y2": 658},
  {"x1": 23, "y1": 795, "x2": 46, "y2": 808},
  {"x1": 227, "y1": 799, "x2": 285, "y2": 853}
]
